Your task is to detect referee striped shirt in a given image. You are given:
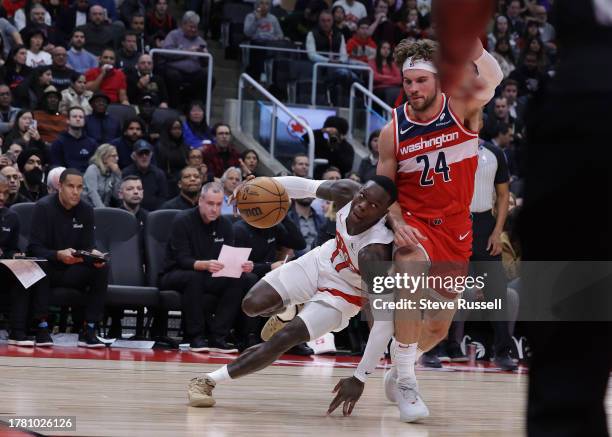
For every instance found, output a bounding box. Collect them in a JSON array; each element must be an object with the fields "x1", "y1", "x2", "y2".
[{"x1": 470, "y1": 140, "x2": 510, "y2": 213}]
